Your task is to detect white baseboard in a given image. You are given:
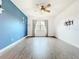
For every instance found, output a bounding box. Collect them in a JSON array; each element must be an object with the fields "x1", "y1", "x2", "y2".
[{"x1": 0, "y1": 36, "x2": 27, "y2": 56}]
